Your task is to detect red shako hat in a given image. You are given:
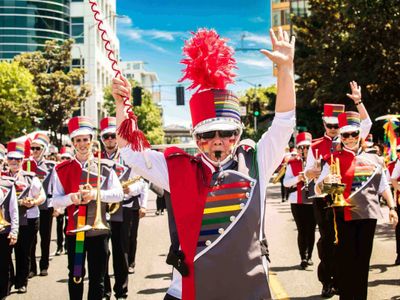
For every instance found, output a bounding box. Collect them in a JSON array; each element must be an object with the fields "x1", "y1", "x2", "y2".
[
  {"x1": 100, "y1": 117, "x2": 117, "y2": 136},
  {"x1": 296, "y1": 132, "x2": 312, "y2": 147}
]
